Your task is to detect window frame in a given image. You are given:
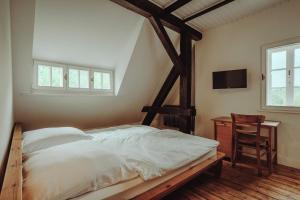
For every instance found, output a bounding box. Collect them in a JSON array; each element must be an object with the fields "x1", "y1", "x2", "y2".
[
  {"x1": 261, "y1": 37, "x2": 300, "y2": 113},
  {"x1": 66, "y1": 66, "x2": 91, "y2": 92},
  {"x1": 90, "y1": 69, "x2": 114, "y2": 93},
  {"x1": 32, "y1": 60, "x2": 114, "y2": 95},
  {"x1": 33, "y1": 60, "x2": 66, "y2": 91}
]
